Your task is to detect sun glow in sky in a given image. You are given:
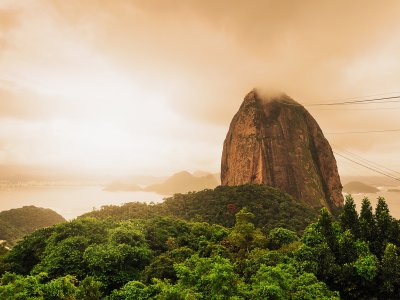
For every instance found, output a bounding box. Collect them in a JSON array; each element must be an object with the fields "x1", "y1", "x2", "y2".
[{"x1": 1, "y1": 0, "x2": 400, "y2": 179}]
